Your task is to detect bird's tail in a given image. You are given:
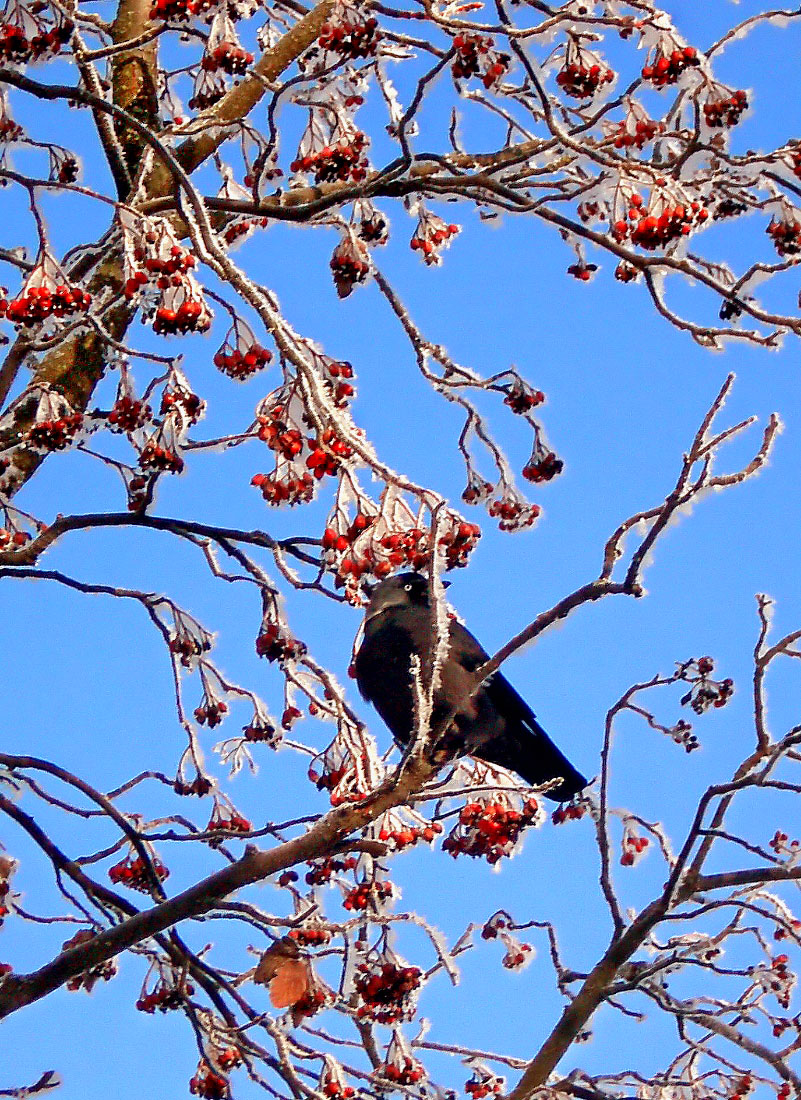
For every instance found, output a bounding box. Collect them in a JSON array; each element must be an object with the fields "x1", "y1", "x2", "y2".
[{"x1": 477, "y1": 717, "x2": 587, "y2": 802}]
